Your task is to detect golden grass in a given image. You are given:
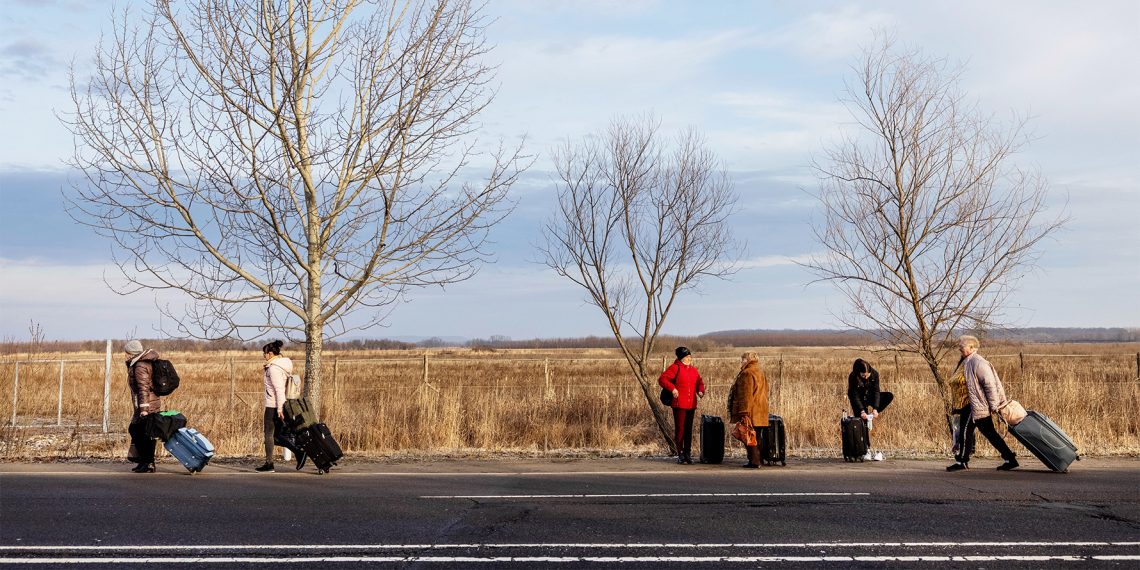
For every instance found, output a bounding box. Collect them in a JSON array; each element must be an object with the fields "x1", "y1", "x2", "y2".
[{"x1": 1, "y1": 344, "x2": 1137, "y2": 460}]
